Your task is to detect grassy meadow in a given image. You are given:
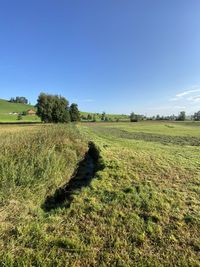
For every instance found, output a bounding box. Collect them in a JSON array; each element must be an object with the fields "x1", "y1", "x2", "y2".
[
  {"x1": 0, "y1": 99, "x2": 40, "y2": 123},
  {"x1": 0, "y1": 121, "x2": 199, "y2": 266}
]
